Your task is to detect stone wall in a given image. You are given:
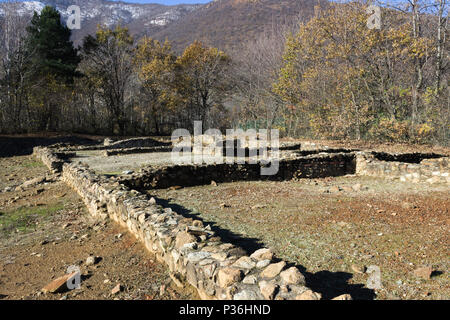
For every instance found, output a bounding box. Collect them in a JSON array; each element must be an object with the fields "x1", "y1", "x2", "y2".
[
  {"x1": 103, "y1": 146, "x2": 174, "y2": 157},
  {"x1": 371, "y1": 151, "x2": 443, "y2": 164},
  {"x1": 32, "y1": 143, "x2": 448, "y2": 301},
  {"x1": 33, "y1": 147, "x2": 67, "y2": 173},
  {"x1": 104, "y1": 137, "x2": 171, "y2": 148},
  {"x1": 33, "y1": 146, "x2": 343, "y2": 300},
  {"x1": 355, "y1": 152, "x2": 449, "y2": 184},
  {"x1": 122, "y1": 153, "x2": 356, "y2": 190}
]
